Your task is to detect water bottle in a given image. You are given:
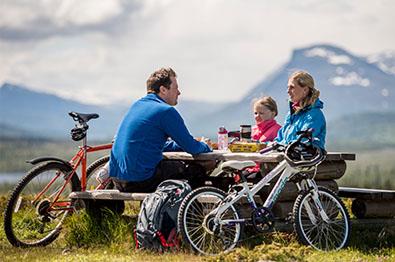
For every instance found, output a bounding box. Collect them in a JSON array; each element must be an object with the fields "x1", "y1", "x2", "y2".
[
  {"x1": 217, "y1": 126, "x2": 228, "y2": 151},
  {"x1": 96, "y1": 162, "x2": 110, "y2": 184}
]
